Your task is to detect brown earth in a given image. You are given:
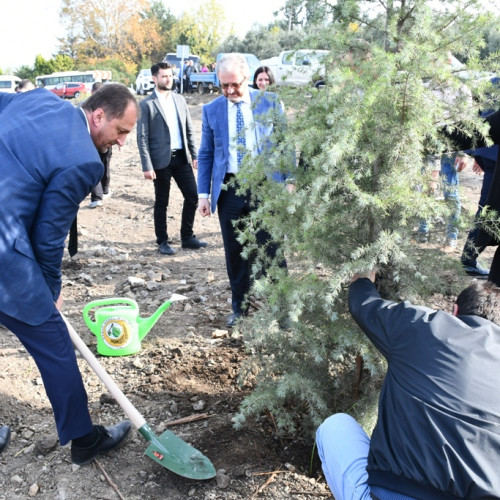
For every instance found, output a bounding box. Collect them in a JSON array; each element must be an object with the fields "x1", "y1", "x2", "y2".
[{"x1": 0, "y1": 92, "x2": 495, "y2": 500}]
